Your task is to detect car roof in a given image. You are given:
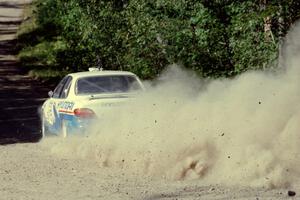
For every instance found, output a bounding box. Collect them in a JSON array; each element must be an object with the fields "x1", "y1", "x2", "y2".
[{"x1": 68, "y1": 70, "x2": 138, "y2": 79}]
